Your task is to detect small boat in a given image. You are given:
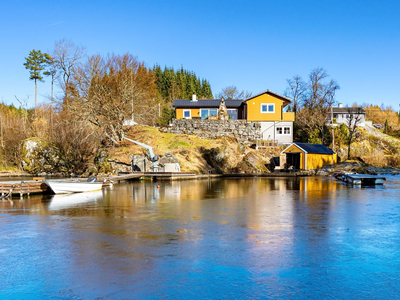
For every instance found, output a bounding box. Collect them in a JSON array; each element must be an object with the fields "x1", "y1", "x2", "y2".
[{"x1": 45, "y1": 179, "x2": 104, "y2": 194}]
